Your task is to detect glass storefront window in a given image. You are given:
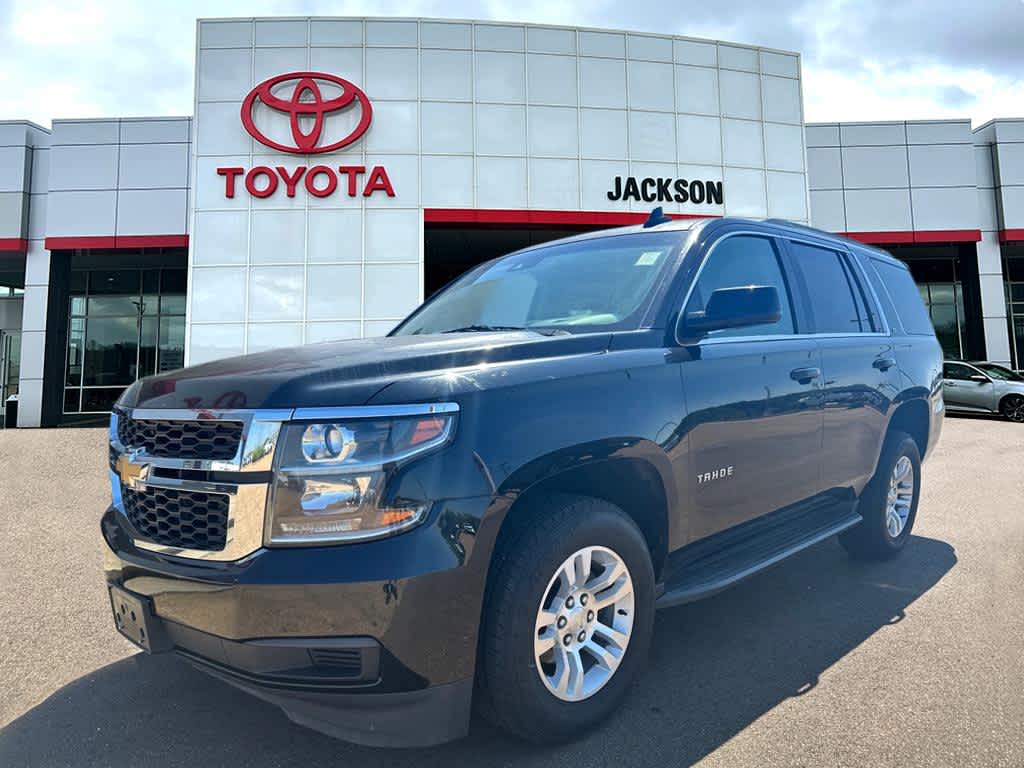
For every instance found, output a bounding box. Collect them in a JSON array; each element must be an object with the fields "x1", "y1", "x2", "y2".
[
  {"x1": 1003, "y1": 251, "x2": 1024, "y2": 371},
  {"x1": 82, "y1": 387, "x2": 125, "y2": 413},
  {"x1": 63, "y1": 267, "x2": 187, "y2": 414},
  {"x1": 900, "y1": 254, "x2": 966, "y2": 360},
  {"x1": 158, "y1": 315, "x2": 186, "y2": 372},
  {"x1": 1, "y1": 330, "x2": 20, "y2": 423},
  {"x1": 66, "y1": 317, "x2": 84, "y2": 386},
  {"x1": 82, "y1": 316, "x2": 140, "y2": 386}
]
